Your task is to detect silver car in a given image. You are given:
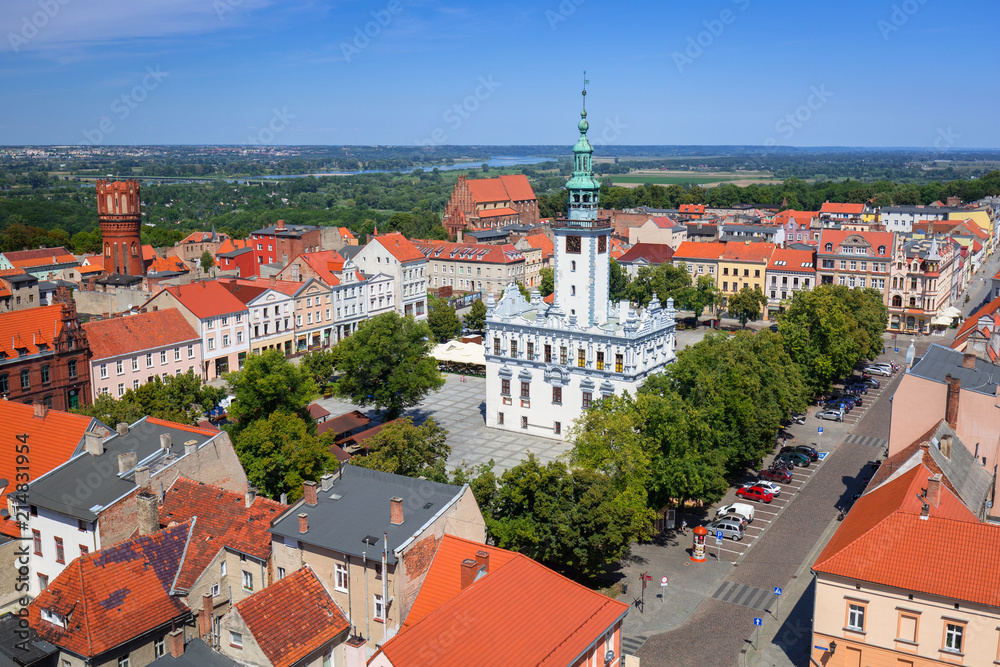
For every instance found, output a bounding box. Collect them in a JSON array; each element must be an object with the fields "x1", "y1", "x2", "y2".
[
  {"x1": 816, "y1": 409, "x2": 844, "y2": 421},
  {"x1": 705, "y1": 518, "x2": 745, "y2": 541},
  {"x1": 863, "y1": 365, "x2": 892, "y2": 376},
  {"x1": 741, "y1": 480, "x2": 781, "y2": 497}
]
